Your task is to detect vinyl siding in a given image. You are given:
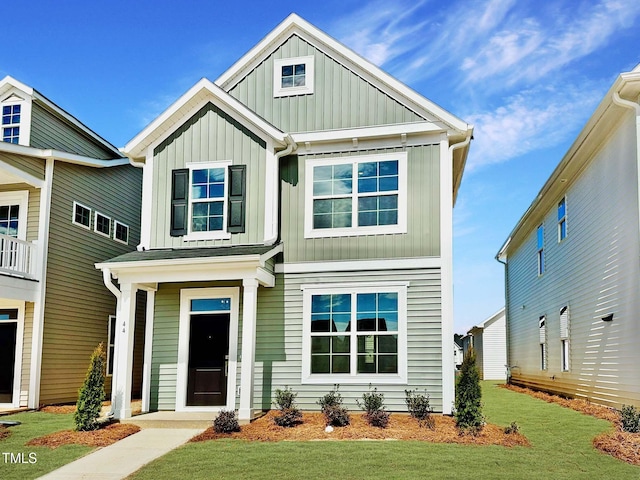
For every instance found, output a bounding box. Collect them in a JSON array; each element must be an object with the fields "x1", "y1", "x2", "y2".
[
  {"x1": 473, "y1": 314, "x2": 506, "y2": 381},
  {"x1": 0, "y1": 183, "x2": 40, "y2": 242},
  {"x1": 506, "y1": 111, "x2": 640, "y2": 407},
  {"x1": 227, "y1": 34, "x2": 425, "y2": 132},
  {"x1": 20, "y1": 302, "x2": 34, "y2": 407},
  {"x1": 0, "y1": 152, "x2": 45, "y2": 181},
  {"x1": 281, "y1": 144, "x2": 440, "y2": 262},
  {"x1": 151, "y1": 102, "x2": 267, "y2": 249},
  {"x1": 39, "y1": 161, "x2": 142, "y2": 404},
  {"x1": 30, "y1": 102, "x2": 115, "y2": 159}
]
